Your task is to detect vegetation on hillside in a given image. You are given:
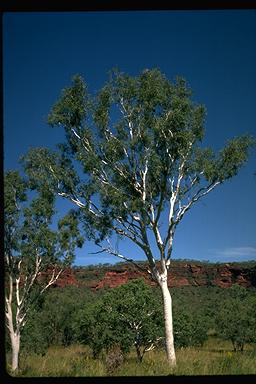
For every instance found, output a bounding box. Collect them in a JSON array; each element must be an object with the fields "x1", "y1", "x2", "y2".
[{"x1": 5, "y1": 278, "x2": 256, "y2": 376}]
